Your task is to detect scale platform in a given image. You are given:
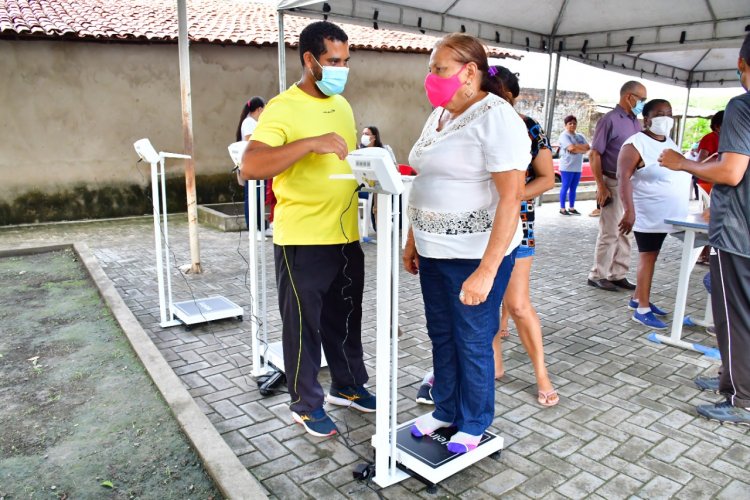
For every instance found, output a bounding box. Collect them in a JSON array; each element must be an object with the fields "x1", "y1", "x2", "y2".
[
  {"x1": 372, "y1": 417, "x2": 503, "y2": 486},
  {"x1": 172, "y1": 296, "x2": 244, "y2": 326},
  {"x1": 264, "y1": 341, "x2": 328, "y2": 373}
]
